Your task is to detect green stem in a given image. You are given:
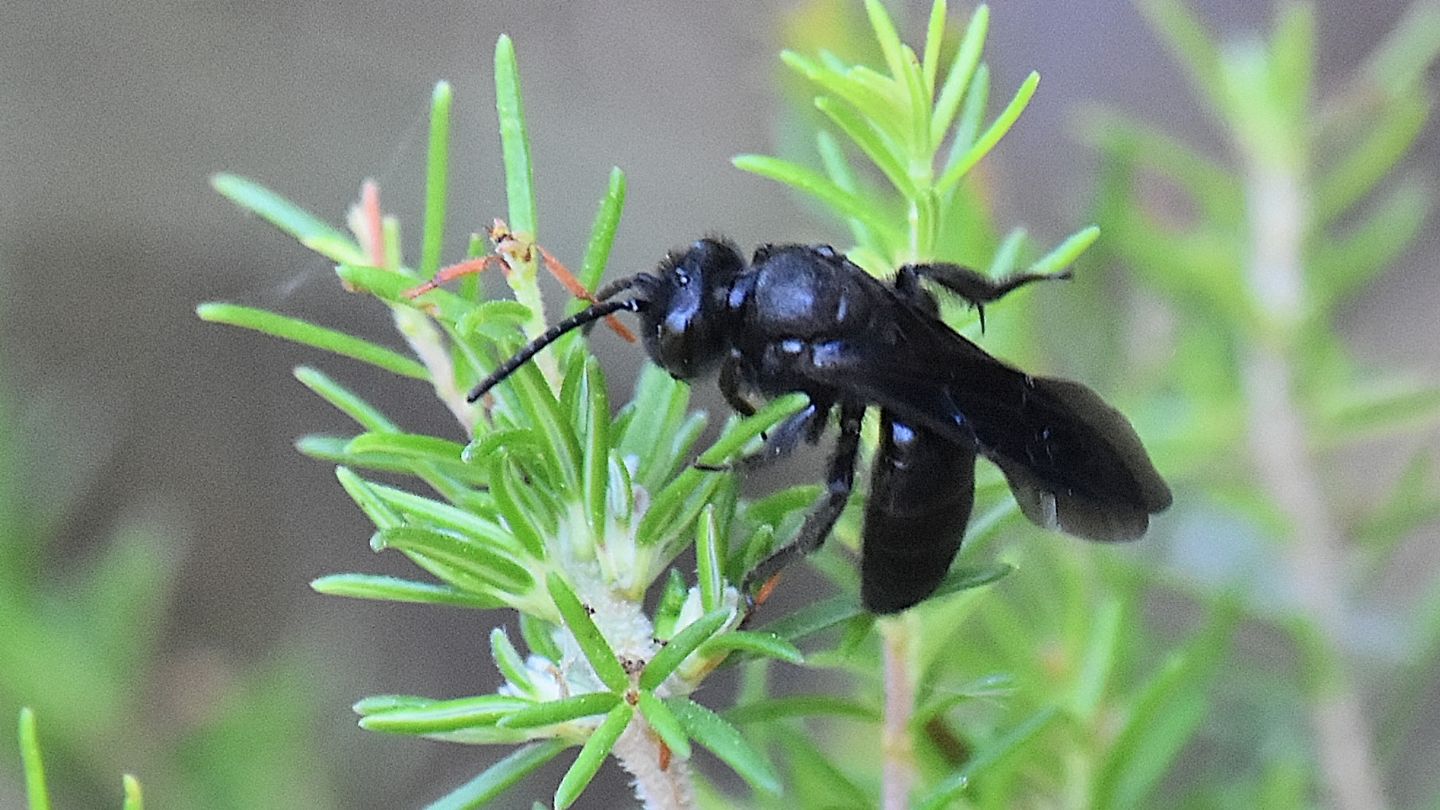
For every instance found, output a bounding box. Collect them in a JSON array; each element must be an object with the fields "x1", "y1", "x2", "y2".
[
  {"x1": 503, "y1": 256, "x2": 561, "y2": 388},
  {"x1": 880, "y1": 614, "x2": 918, "y2": 810},
  {"x1": 1238, "y1": 146, "x2": 1388, "y2": 810},
  {"x1": 612, "y1": 715, "x2": 696, "y2": 810}
]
